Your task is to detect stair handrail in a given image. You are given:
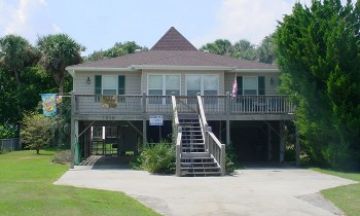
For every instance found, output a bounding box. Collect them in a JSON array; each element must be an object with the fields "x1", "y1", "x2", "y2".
[
  {"x1": 197, "y1": 95, "x2": 226, "y2": 176},
  {"x1": 172, "y1": 96, "x2": 182, "y2": 176},
  {"x1": 196, "y1": 95, "x2": 208, "y2": 130},
  {"x1": 172, "y1": 96, "x2": 179, "y2": 129},
  {"x1": 208, "y1": 131, "x2": 226, "y2": 176}
]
